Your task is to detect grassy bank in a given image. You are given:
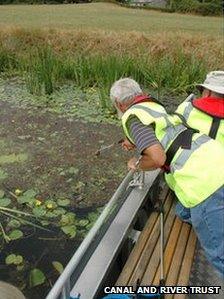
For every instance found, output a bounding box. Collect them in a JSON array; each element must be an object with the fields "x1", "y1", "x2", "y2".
[
  {"x1": 0, "y1": 28, "x2": 223, "y2": 105},
  {"x1": 0, "y1": 3, "x2": 222, "y2": 35},
  {"x1": 0, "y1": 3, "x2": 223, "y2": 108}
]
